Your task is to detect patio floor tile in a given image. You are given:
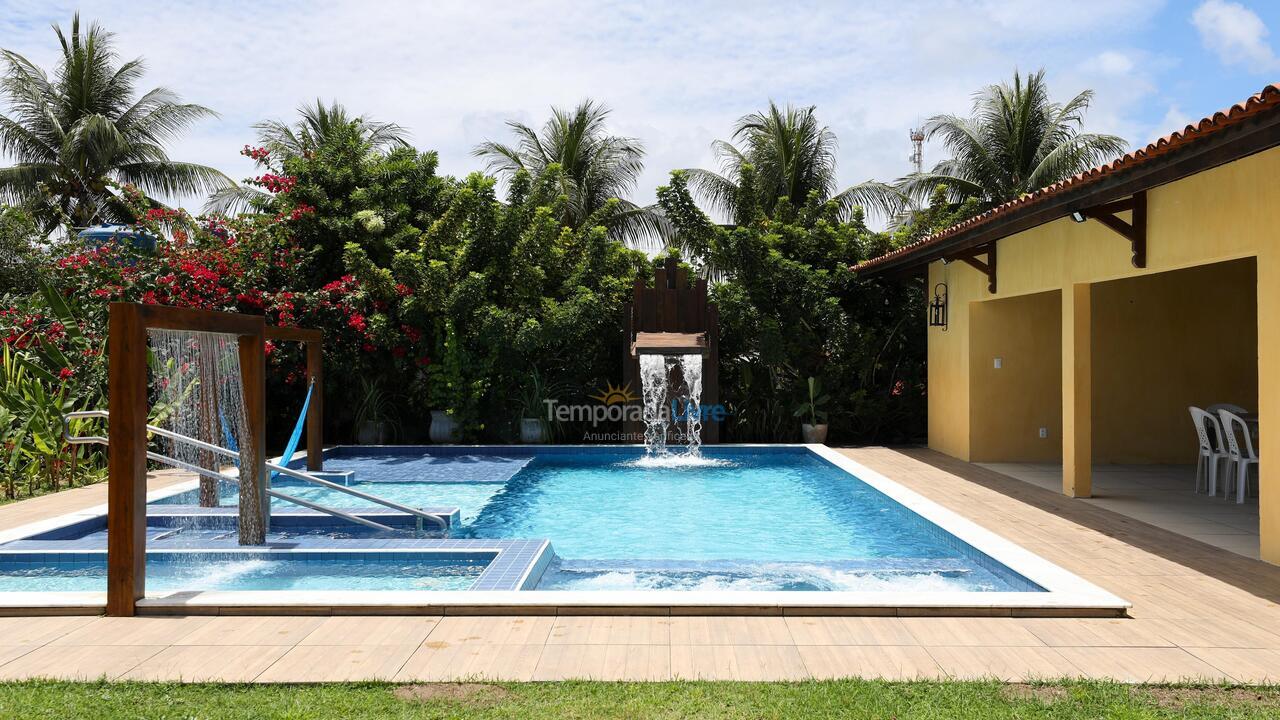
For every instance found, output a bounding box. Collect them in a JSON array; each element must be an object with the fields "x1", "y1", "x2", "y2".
[{"x1": 121, "y1": 645, "x2": 290, "y2": 682}]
